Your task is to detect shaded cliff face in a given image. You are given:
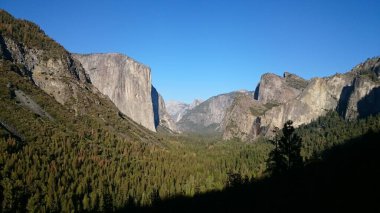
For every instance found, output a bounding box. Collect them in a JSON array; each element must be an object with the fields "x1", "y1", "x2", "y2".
[
  {"x1": 73, "y1": 53, "x2": 156, "y2": 132},
  {"x1": 176, "y1": 92, "x2": 239, "y2": 133},
  {"x1": 151, "y1": 86, "x2": 177, "y2": 133},
  {"x1": 222, "y1": 57, "x2": 380, "y2": 141},
  {"x1": 343, "y1": 57, "x2": 380, "y2": 119}
]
